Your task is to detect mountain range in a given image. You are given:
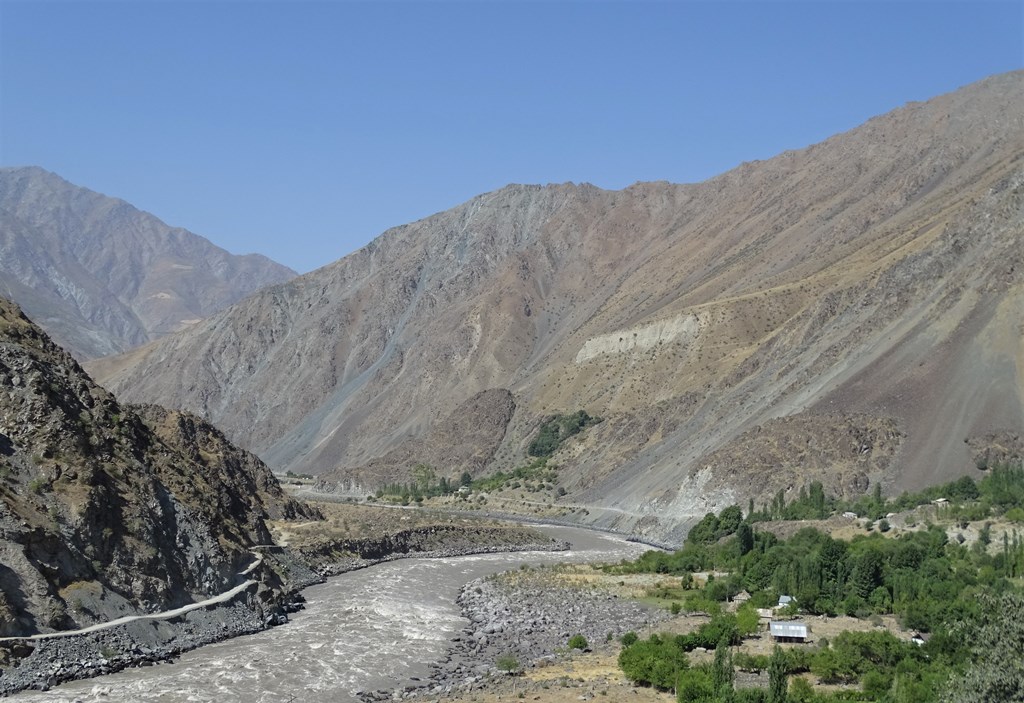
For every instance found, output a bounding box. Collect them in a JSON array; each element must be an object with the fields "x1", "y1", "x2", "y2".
[
  {"x1": 40, "y1": 71, "x2": 1024, "y2": 542},
  {"x1": 0, "y1": 167, "x2": 296, "y2": 360}
]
